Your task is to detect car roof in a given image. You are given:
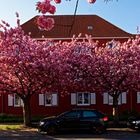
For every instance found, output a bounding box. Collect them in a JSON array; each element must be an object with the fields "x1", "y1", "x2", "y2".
[{"x1": 71, "y1": 108, "x2": 97, "y2": 111}]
